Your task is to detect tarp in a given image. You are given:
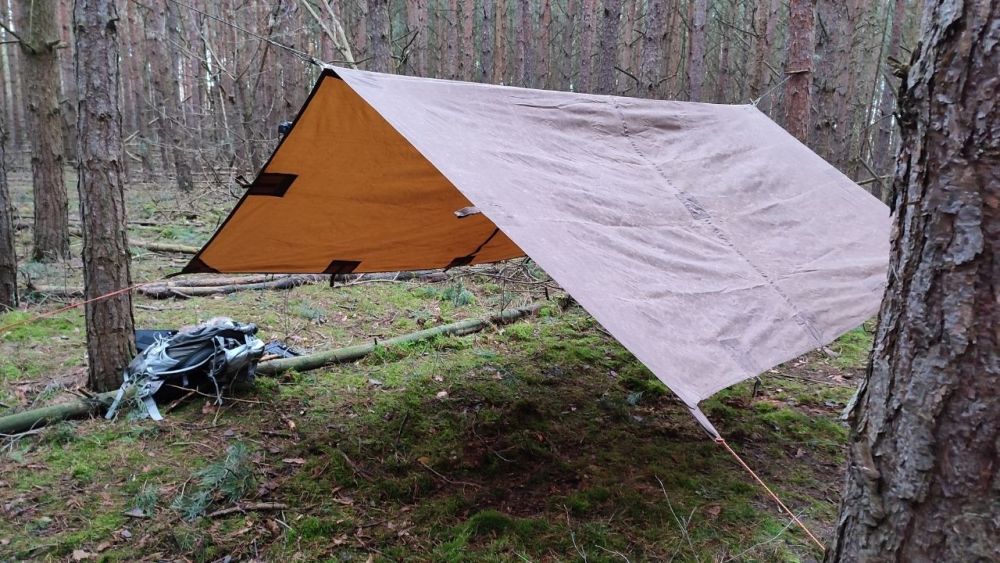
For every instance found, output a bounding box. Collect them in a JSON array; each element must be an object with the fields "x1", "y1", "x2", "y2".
[{"x1": 185, "y1": 67, "x2": 889, "y2": 409}]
